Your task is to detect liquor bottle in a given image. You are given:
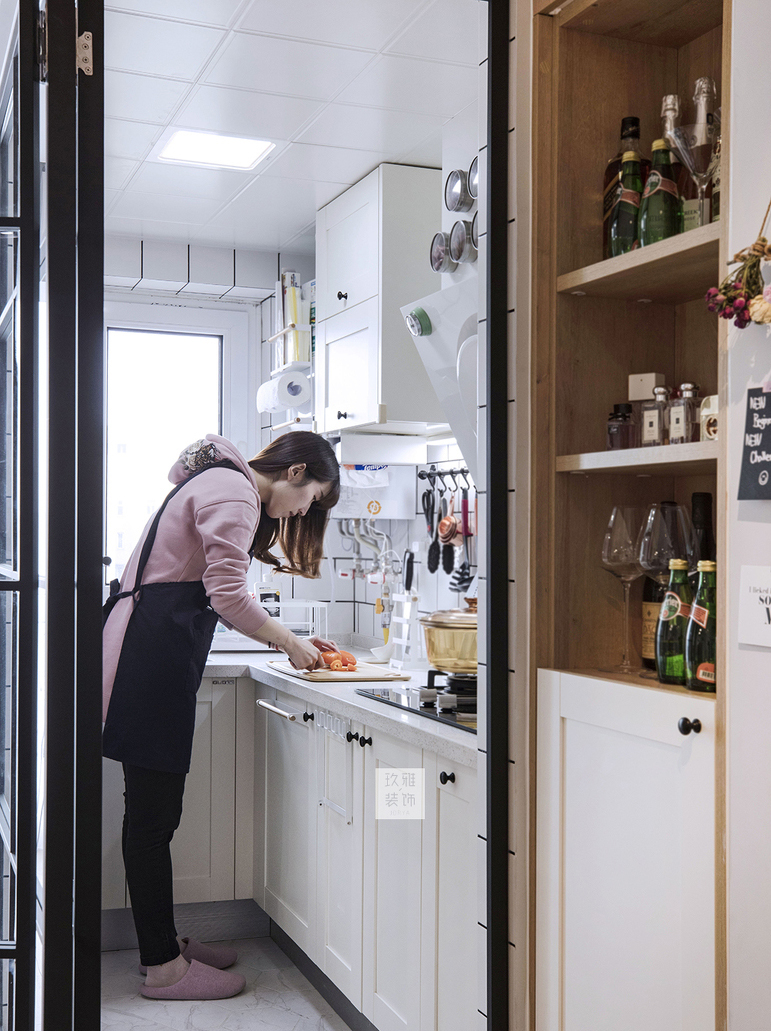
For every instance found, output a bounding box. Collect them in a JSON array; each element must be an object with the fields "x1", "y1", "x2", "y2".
[
  {"x1": 655, "y1": 558, "x2": 693, "y2": 685},
  {"x1": 642, "y1": 575, "x2": 665, "y2": 671},
  {"x1": 689, "y1": 76, "x2": 718, "y2": 227},
  {"x1": 685, "y1": 560, "x2": 717, "y2": 691},
  {"x1": 711, "y1": 130, "x2": 722, "y2": 222},
  {"x1": 660, "y1": 94, "x2": 690, "y2": 233},
  {"x1": 608, "y1": 151, "x2": 643, "y2": 257},
  {"x1": 690, "y1": 491, "x2": 716, "y2": 588},
  {"x1": 639, "y1": 140, "x2": 680, "y2": 245},
  {"x1": 602, "y1": 117, "x2": 651, "y2": 259}
]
